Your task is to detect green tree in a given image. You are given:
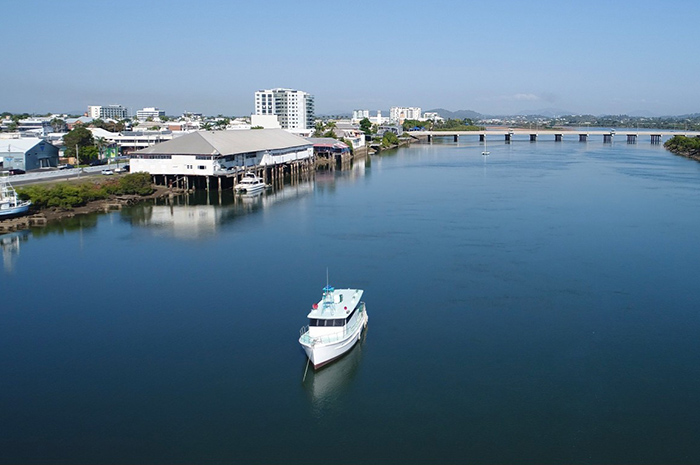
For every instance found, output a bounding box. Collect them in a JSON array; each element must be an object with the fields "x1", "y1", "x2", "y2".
[
  {"x1": 381, "y1": 131, "x2": 399, "y2": 148},
  {"x1": 313, "y1": 121, "x2": 325, "y2": 137},
  {"x1": 63, "y1": 126, "x2": 94, "y2": 159},
  {"x1": 359, "y1": 117, "x2": 372, "y2": 135},
  {"x1": 340, "y1": 138, "x2": 354, "y2": 156},
  {"x1": 50, "y1": 118, "x2": 66, "y2": 132},
  {"x1": 94, "y1": 137, "x2": 108, "y2": 158},
  {"x1": 80, "y1": 146, "x2": 98, "y2": 162}
]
